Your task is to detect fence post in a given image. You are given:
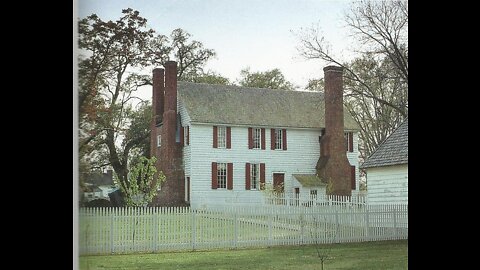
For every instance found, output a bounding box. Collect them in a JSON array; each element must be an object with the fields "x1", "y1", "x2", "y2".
[
  {"x1": 269, "y1": 211, "x2": 273, "y2": 246},
  {"x1": 365, "y1": 206, "x2": 370, "y2": 241},
  {"x1": 300, "y1": 209, "x2": 305, "y2": 245},
  {"x1": 234, "y1": 211, "x2": 238, "y2": 249},
  {"x1": 153, "y1": 208, "x2": 158, "y2": 252},
  {"x1": 393, "y1": 205, "x2": 397, "y2": 239},
  {"x1": 110, "y1": 208, "x2": 114, "y2": 254},
  {"x1": 191, "y1": 209, "x2": 196, "y2": 250},
  {"x1": 335, "y1": 208, "x2": 339, "y2": 243}
]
